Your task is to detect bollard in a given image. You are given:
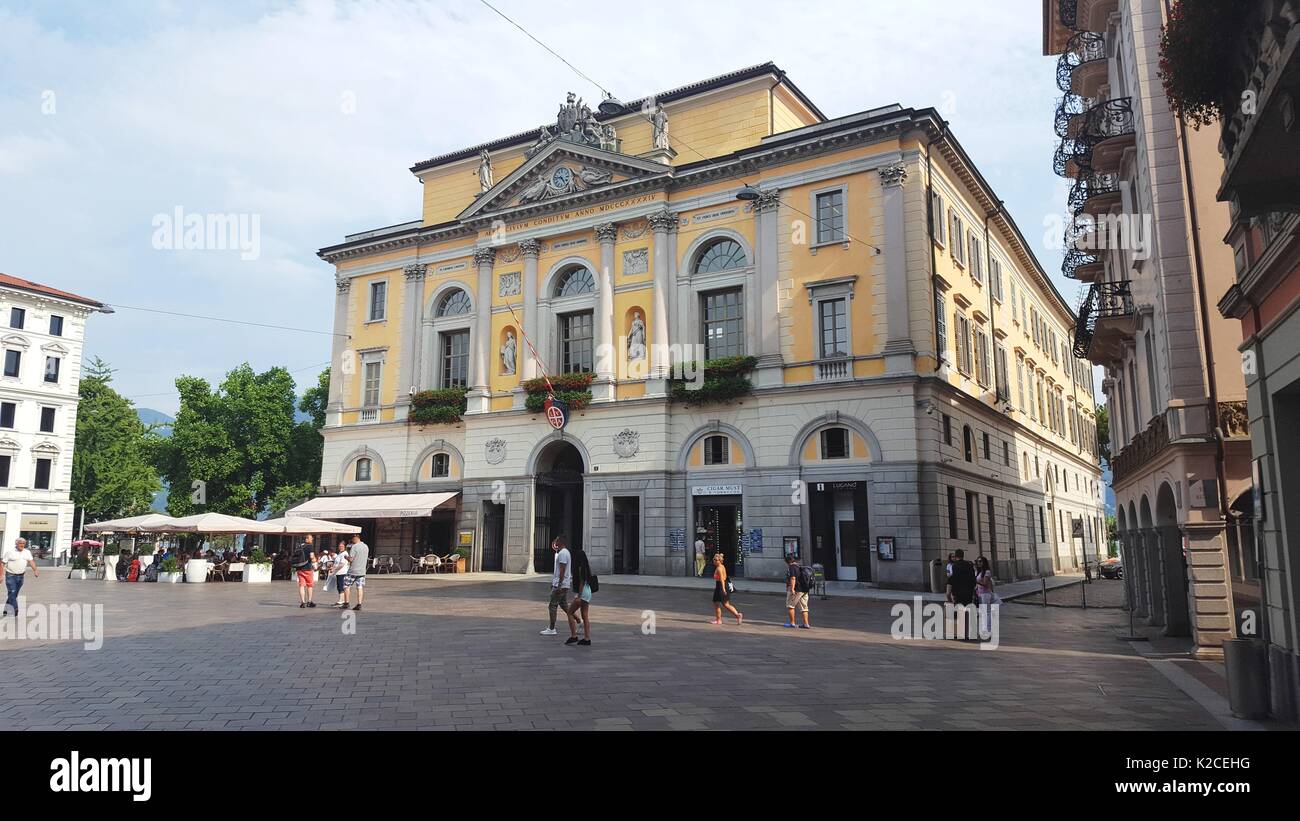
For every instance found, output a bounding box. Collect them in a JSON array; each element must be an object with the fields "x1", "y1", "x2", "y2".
[
  {"x1": 1223, "y1": 638, "x2": 1269, "y2": 719},
  {"x1": 1041, "y1": 577, "x2": 1047, "y2": 607},
  {"x1": 1081, "y1": 577, "x2": 1087, "y2": 609}
]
